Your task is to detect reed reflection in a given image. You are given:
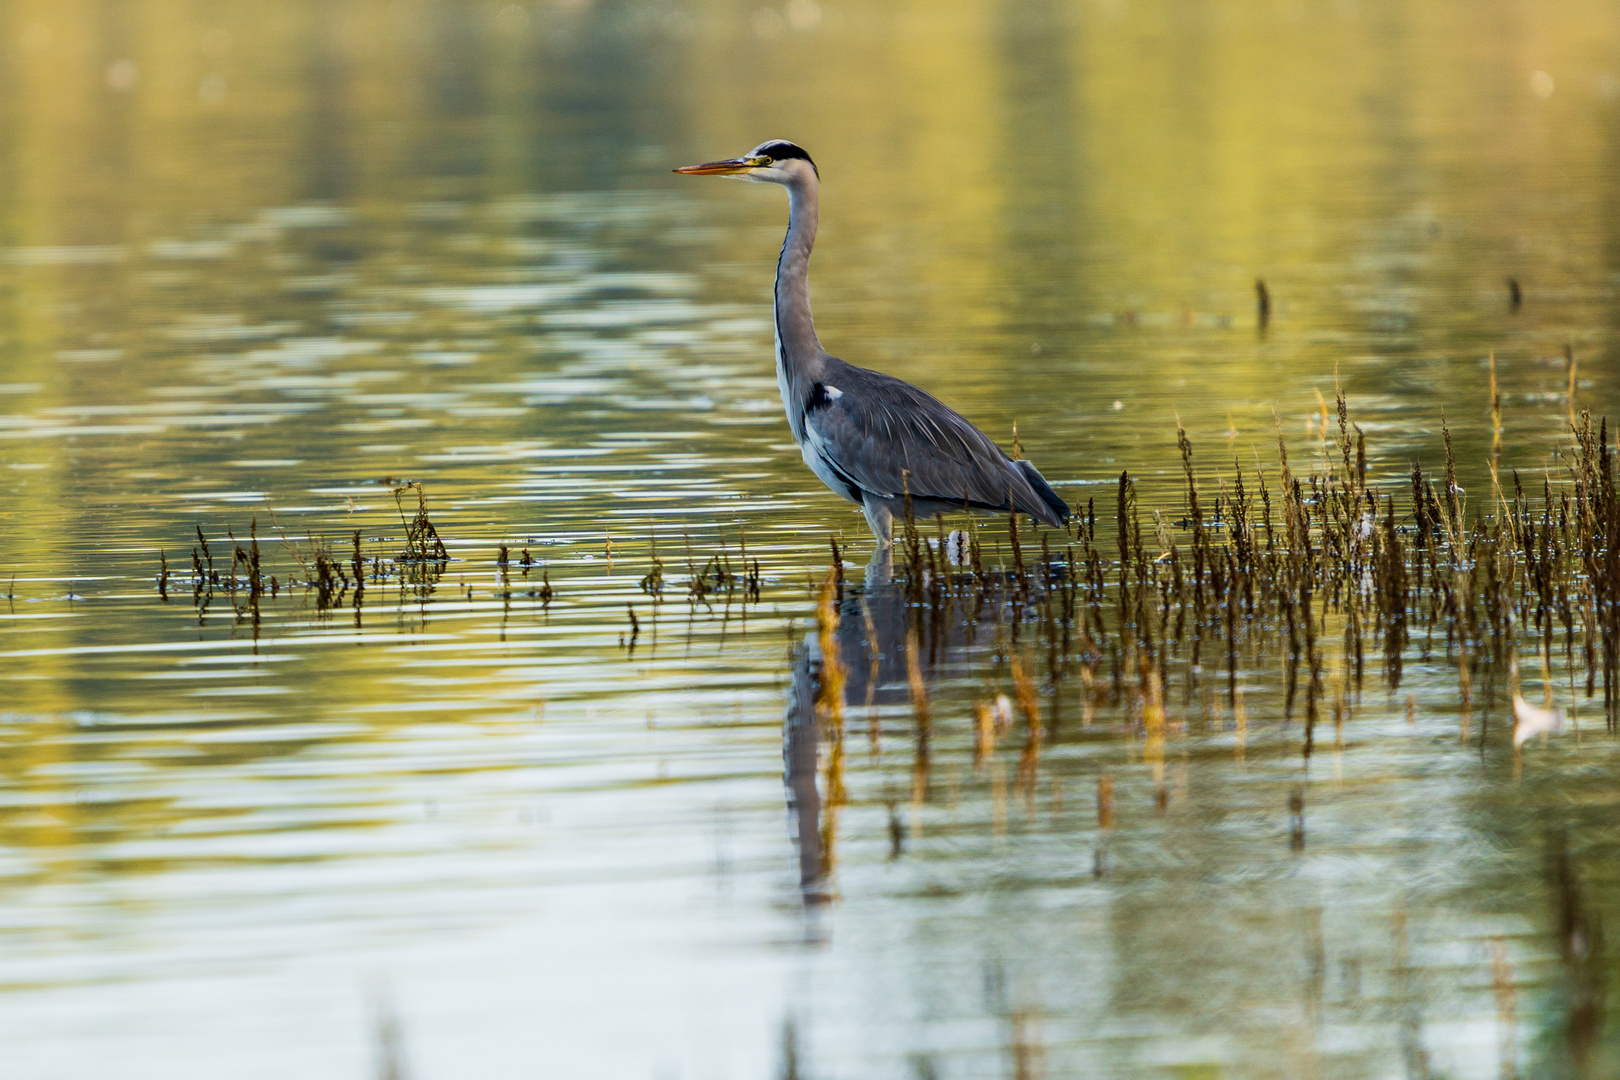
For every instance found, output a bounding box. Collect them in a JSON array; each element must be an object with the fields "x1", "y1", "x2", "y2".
[{"x1": 784, "y1": 549, "x2": 1009, "y2": 905}]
